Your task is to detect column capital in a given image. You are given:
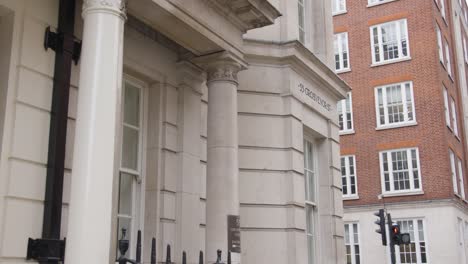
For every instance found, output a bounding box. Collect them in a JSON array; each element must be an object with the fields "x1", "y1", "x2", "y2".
[
  {"x1": 192, "y1": 51, "x2": 247, "y2": 85},
  {"x1": 82, "y1": 0, "x2": 127, "y2": 19}
]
